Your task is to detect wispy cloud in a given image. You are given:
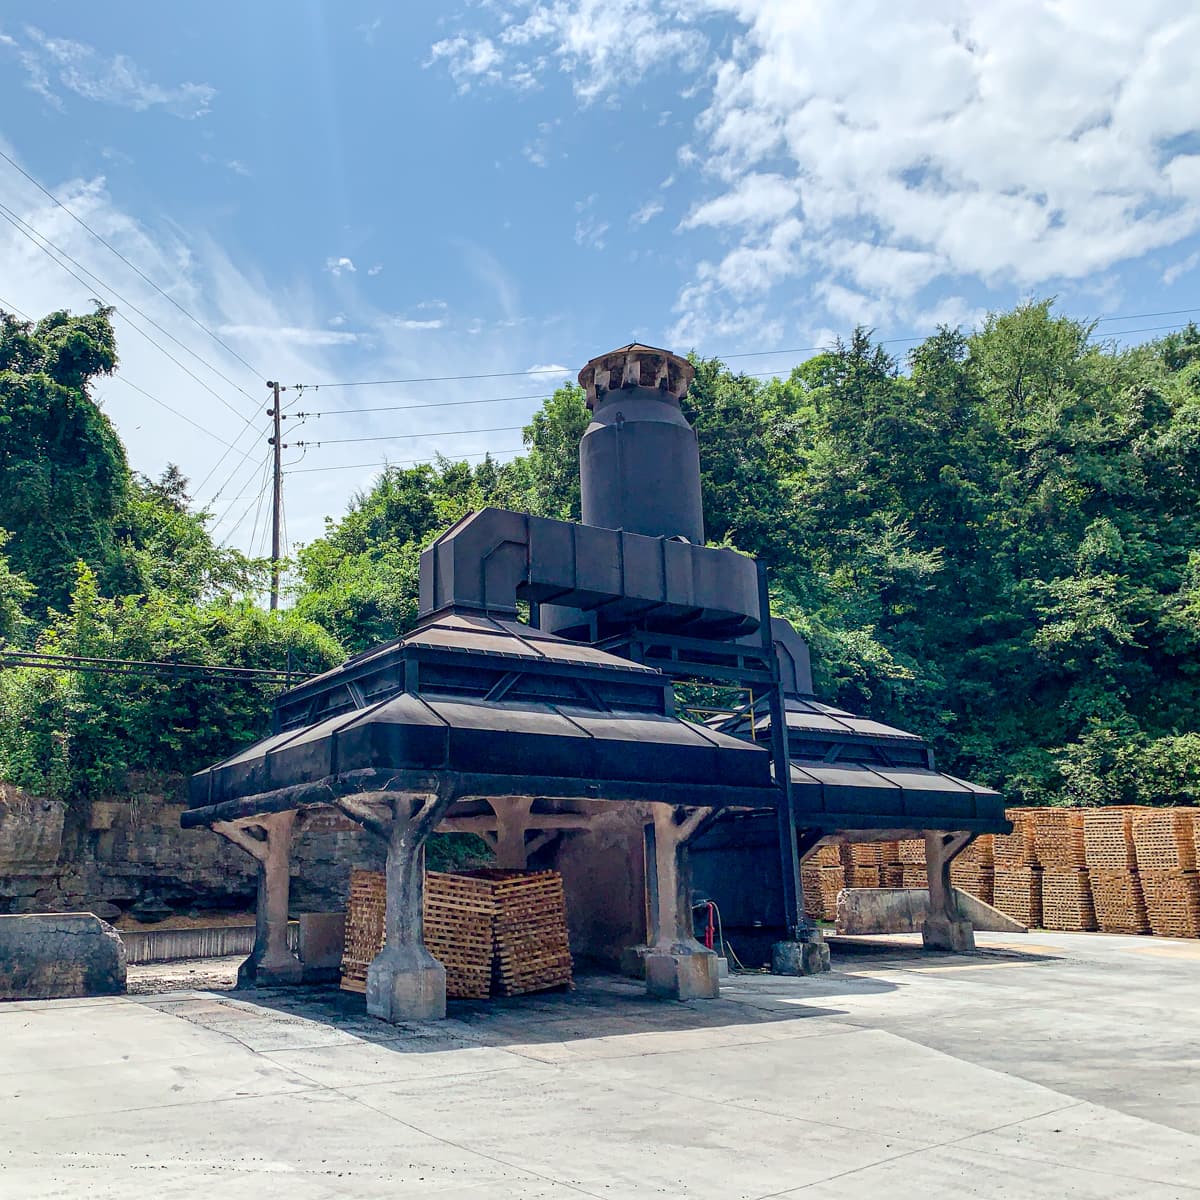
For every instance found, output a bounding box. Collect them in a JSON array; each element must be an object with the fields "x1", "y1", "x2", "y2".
[
  {"x1": 217, "y1": 324, "x2": 362, "y2": 346},
  {"x1": 393, "y1": 318, "x2": 444, "y2": 330},
  {"x1": 356, "y1": 17, "x2": 382, "y2": 45},
  {"x1": 631, "y1": 199, "x2": 664, "y2": 226},
  {"x1": 366, "y1": 264, "x2": 384, "y2": 276},
  {"x1": 325, "y1": 256, "x2": 356, "y2": 276},
  {"x1": 1163, "y1": 251, "x2": 1199, "y2": 285},
  {"x1": 12, "y1": 26, "x2": 215, "y2": 117}
]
